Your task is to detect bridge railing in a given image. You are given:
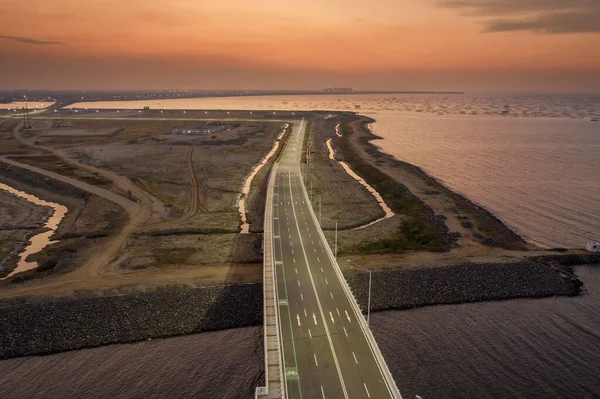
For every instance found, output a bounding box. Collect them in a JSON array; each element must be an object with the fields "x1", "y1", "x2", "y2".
[
  {"x1": 256, "y1": 163, "x2": 285, "y2": 399},
  {"x1": 297, "y1": 166, "x2": 403, "y2": 399}
]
